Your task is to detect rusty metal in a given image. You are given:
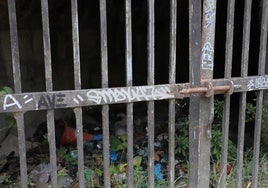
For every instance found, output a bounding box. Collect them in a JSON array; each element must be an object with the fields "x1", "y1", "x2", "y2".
[
  {"x1": 100, "y1": 0, "x2": 110, "y2": 187},
  {"x1": 219, "y1": 0, "x2": 235, "y2": 187},
  {"x1": 251, "y1": 0, "x2": 268, "y2": 187},
  {"x1": 236, "y1": 1, "x2": 252, "y2": 187},
  {"x1": 125, "y1": 0, "x2": 134, "y2": 187},
  {"x1": 168, "y1": 0, "x2": 177, "y2": 186},
  {"x1": 8, "y1": 1, "x2": 28, "y2": 188},
  {"x1": 179, "y1": 81, "x2": 233, "y2": 96},
  {"x1": 41, "y1": 0, "x2": 57, "y2": 187}
]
